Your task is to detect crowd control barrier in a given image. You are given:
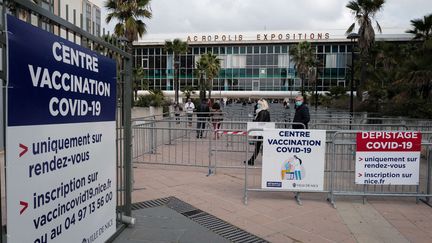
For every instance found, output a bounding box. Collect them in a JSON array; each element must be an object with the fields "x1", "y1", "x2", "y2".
[
  {"x1": 131, "y1": 115, "x2": 432, "y2": 208},
  {"x1": 328, "y1": 131, "x2": 432, "y2": 206}
]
